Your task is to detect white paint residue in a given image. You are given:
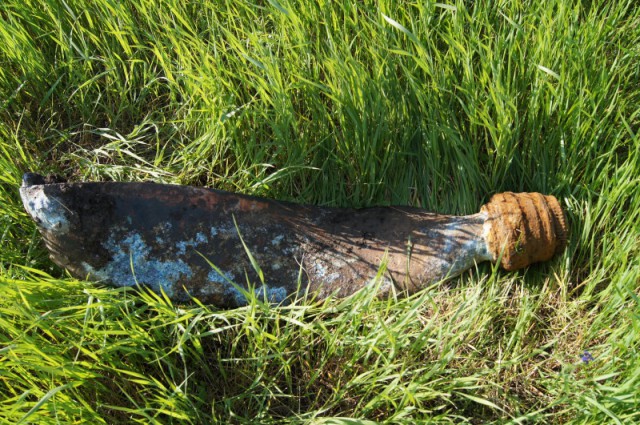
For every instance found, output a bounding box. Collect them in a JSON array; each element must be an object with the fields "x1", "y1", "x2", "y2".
[
  {"x1": 441, "y1": 215, "x2": 492, "y2": 278},
  {"x1": 209, "y1": 224, "x2": 235, "y2": 238},
  {"x1": 86, "y1": 232, "x2": 194, "y2": 299},
  {"x1": 207, "y1": 267, "x2": 288, "y2": 306},
  {"x1": 19, "y1": 186, "x2": 71, "y2": 234},
  {"x1": 176, "y1": 232, "x2": 209, "y2": 255},
  {"x1": 235, "y1": 285, "x2": 287, "y2": 305},
  {"x1": 312, "y1": 262, "x2": 328, "y2": 278},
  {"x1": 207, "y1": 269, "x2": 235, "y2": 285},
  {"x1": 325, "y1": 272, "x2": 340, "y2": 283}
]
